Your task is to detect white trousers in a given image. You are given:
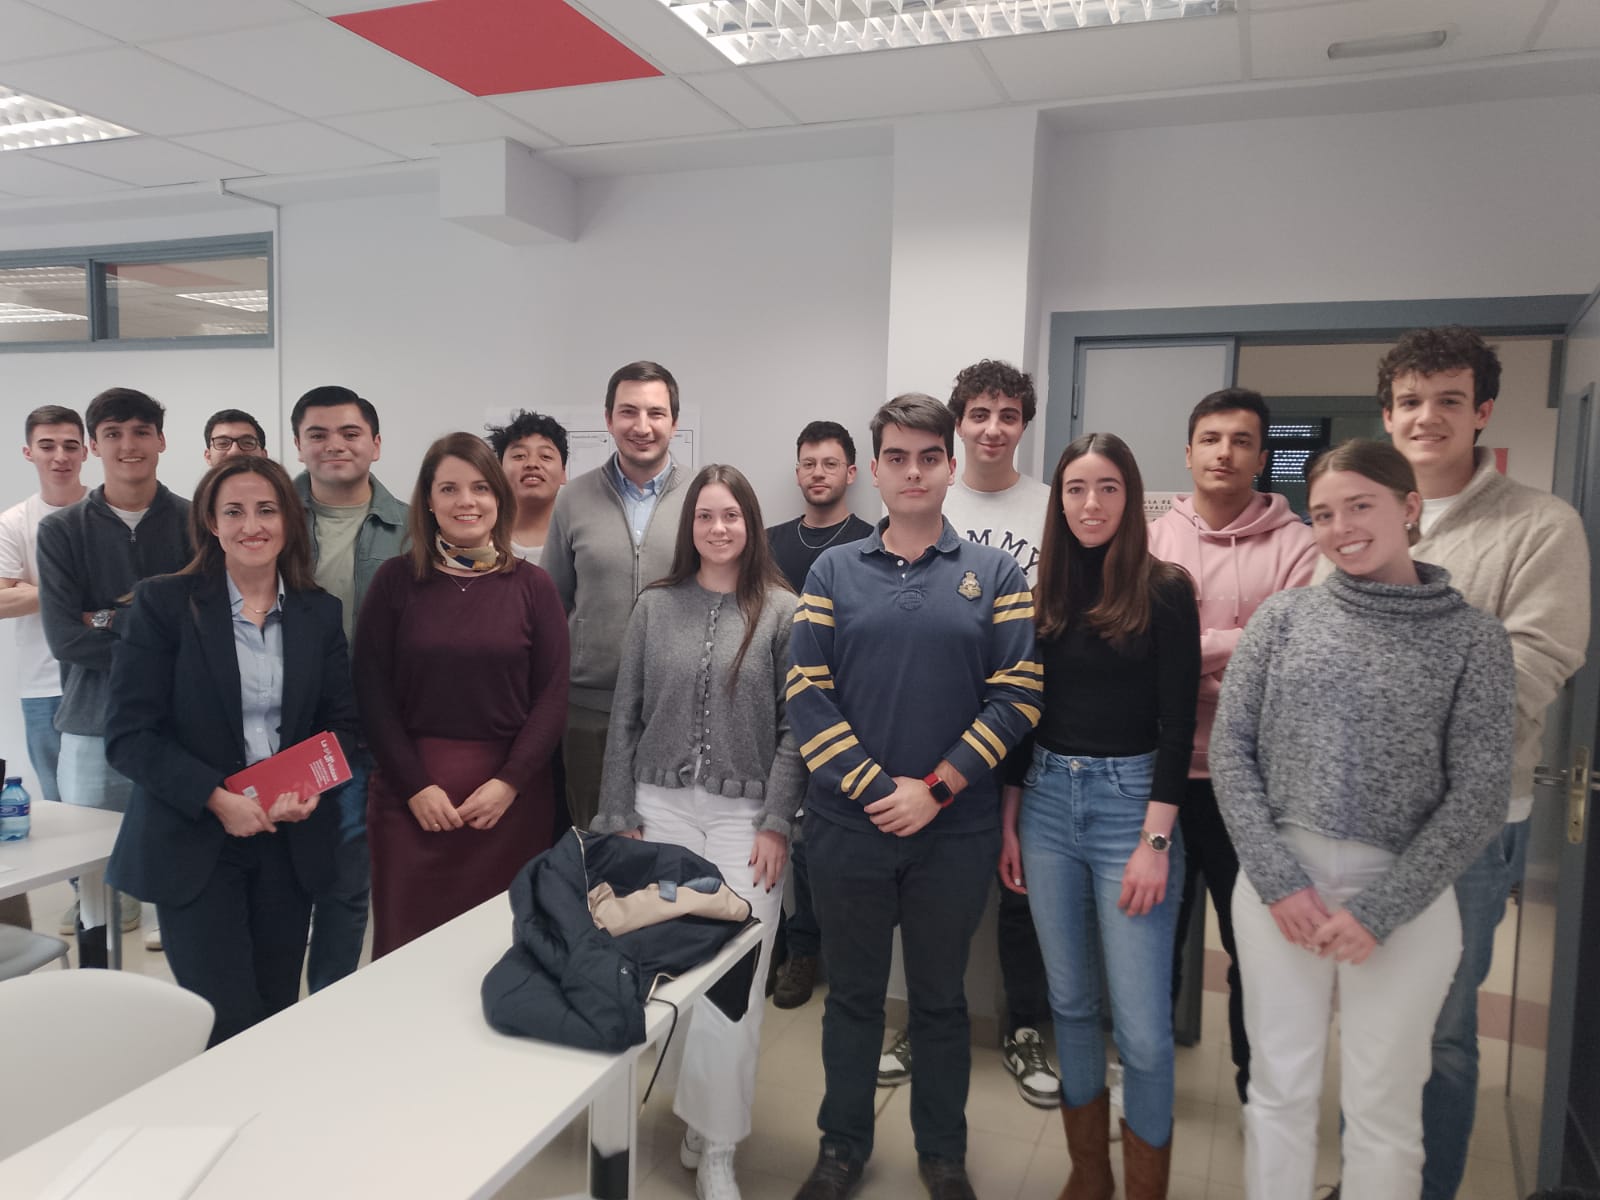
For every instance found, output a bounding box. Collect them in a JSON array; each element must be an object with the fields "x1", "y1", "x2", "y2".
[
  {"x1": 634, "y1": 783, "x2": 785, "y2": 1147},
  {"x1": 1233, "y1": 828, "x2": 1461, "y2": 1200}
]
